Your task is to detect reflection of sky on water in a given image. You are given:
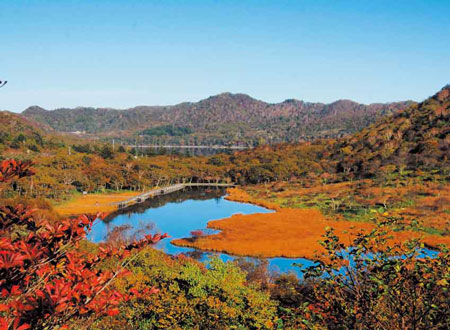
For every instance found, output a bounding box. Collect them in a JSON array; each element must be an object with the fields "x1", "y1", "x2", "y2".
[
  {"x1": 87, "y1": 193, "x2": 438, "y2": 277},
  {"x1": 87, "y1": 195, "x2": 314, "y2": 276},
  {"x1": 88, "y1": 197, "x2": 272, "y2": 251}
]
